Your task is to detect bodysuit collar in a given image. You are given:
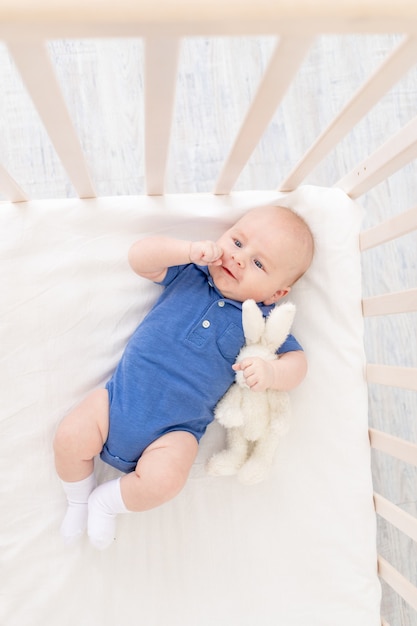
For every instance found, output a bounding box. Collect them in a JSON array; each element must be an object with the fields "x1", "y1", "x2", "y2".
[{"x1": 195, "y1": 264, "x2": 275, "y2": 317}]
